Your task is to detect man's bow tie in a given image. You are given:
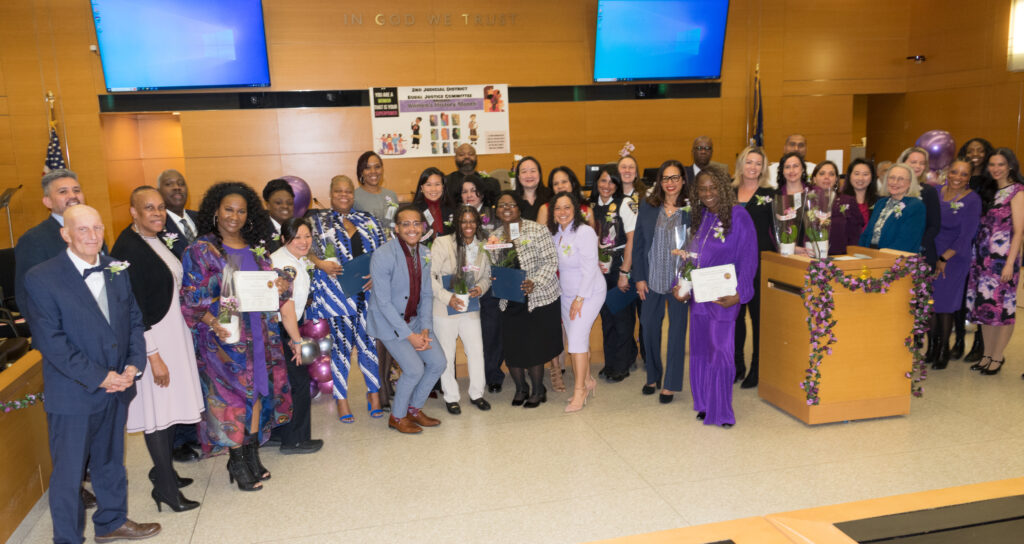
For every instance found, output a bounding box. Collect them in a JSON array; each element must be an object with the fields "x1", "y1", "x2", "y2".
[{"x1": 83, "y1": 265, "x2": 104, "y2": 279}]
